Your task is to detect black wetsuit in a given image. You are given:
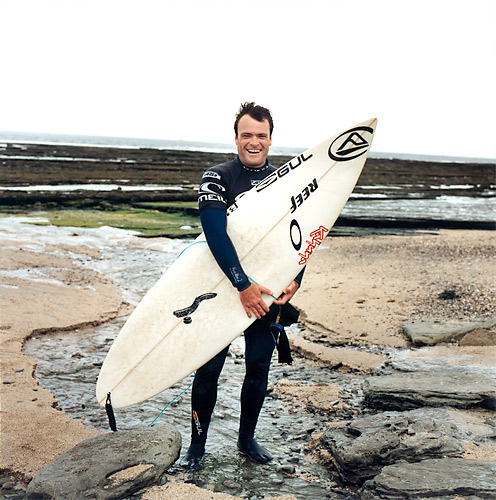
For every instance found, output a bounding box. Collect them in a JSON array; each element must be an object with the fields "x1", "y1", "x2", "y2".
[{"x1": 189, "y1": 156, "x2": 302, "y2": 446}]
